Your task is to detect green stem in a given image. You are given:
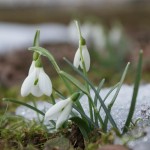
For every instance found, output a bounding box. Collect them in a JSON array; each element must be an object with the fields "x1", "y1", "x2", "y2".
[{"x1": 75, "y1": 20, "x2": 94, "y2": 122}]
